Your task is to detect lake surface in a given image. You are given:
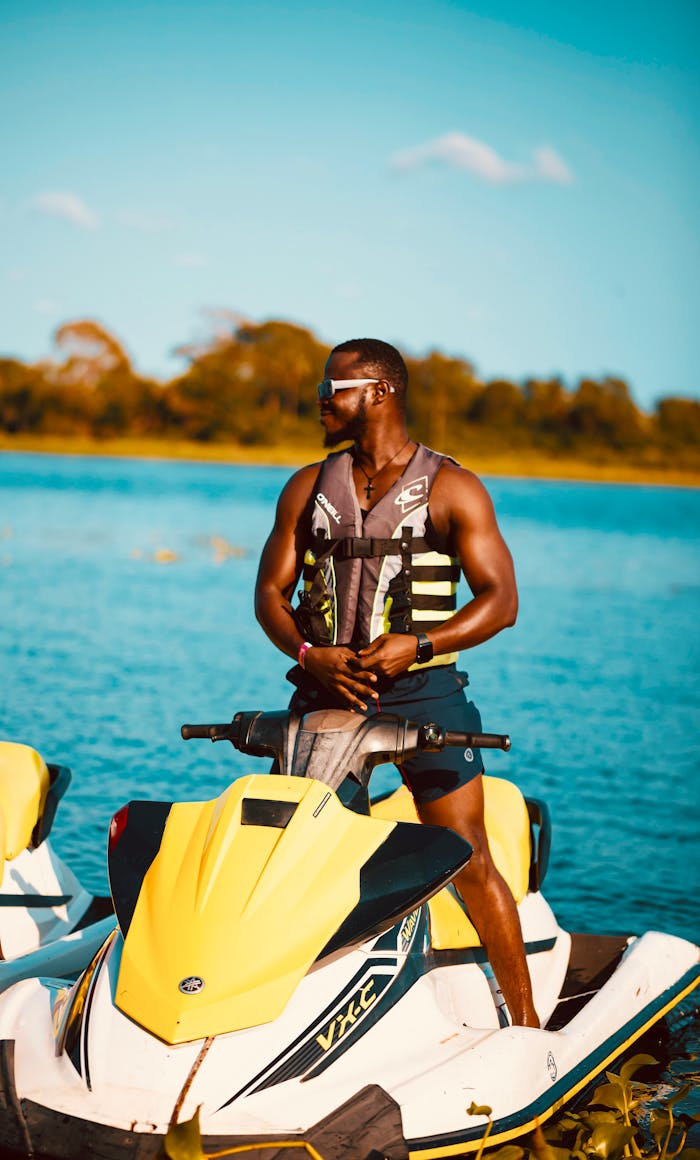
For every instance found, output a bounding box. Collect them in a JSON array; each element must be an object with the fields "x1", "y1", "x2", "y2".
[{"x1": 1, "y1": 452, "x2": 698, "y2": 945}]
